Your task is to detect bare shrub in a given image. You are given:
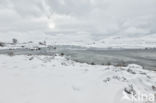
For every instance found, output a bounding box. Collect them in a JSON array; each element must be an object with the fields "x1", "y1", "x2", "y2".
[
  {"x1": 39, "y1": 41, "x2": 46, "y2": 45},
  {"x1": 103, "y1": 77, "x2": 111, "y2": 83},
  {"x1": 152, "y1": 86, "x2": 156, "y2": 91},
  {"x1": 27, "y1": 54, "x2": 32, "y2": 56},
  {"x1": 60, "y1": 53, "x2": 64, "y2": 56},
  {"x1": 53, "y1": 47, "x2": 56, "y2": 49},
  {"x1": 36, "y1": 47, "x2": 41, "y2": 50},
  {"x1": 91, "y1": 62, "x2": 95, "y2": 65},
  {"x1": 61, "y1": 62, "x2": 67, "y2": 66},
  {"x1": 124, "y1": 85, "x2": 136, "y2": 95},
  {"x1": 101, "y1": 63, "x2": 105, "y2": 65},
  {"x1": 127, "y1": 69, "x2": 136, "y2": 74},
  {"x1": 116, "y1": 61, "x2": 127, "y2": 67},
  {"x1": 29, "y1": 57, "x2": 34, "y2": 60},
  {"x1": 107, "y1": 62, "x2": 111, "y2": 65},
  {"x1": 8, "y1": 52, "x2": 14, "y2": 56}
]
